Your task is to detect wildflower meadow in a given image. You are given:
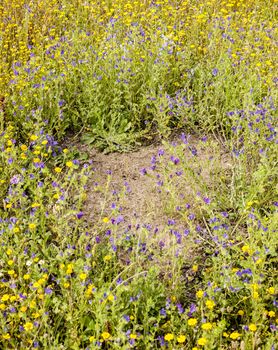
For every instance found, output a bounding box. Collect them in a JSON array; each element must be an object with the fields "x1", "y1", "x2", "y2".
[{"x1": 0, "y1": 0, "x2": 277, "y2": 349}]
